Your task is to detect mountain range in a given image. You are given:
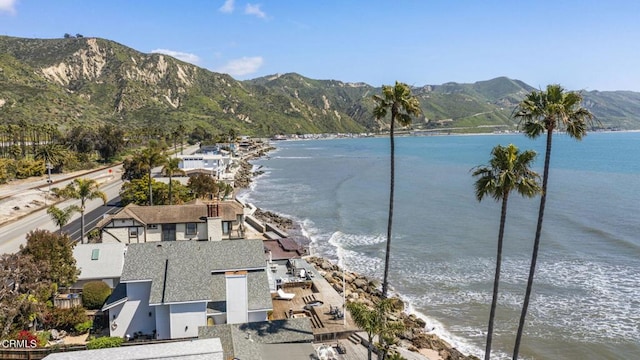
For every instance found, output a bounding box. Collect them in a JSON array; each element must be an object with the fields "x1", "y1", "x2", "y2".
[{"x1": 1, "y1": 35, "x2": 639, "y2": 136}]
